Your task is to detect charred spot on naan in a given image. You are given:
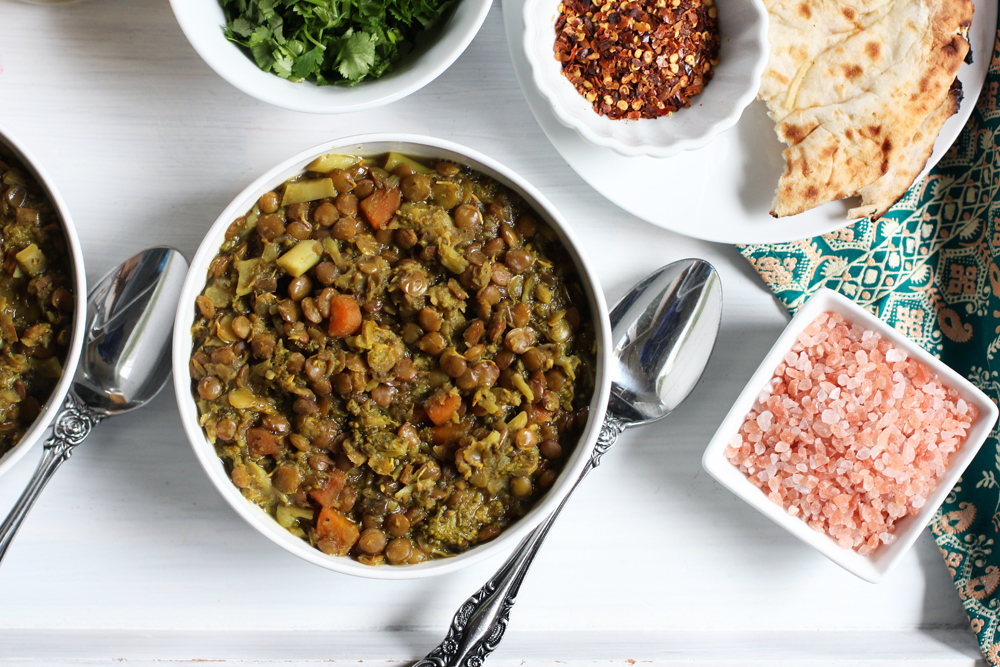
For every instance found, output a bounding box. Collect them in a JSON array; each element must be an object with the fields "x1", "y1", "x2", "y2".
[
  {"x1": 847, "y1": 80, "x2": 964, "y2": 221},
  {"x1": 842, "y1": 64, "x2": 863, "y2": 80},
  {"x1": 880, "y1": 138, "x2": 893, "y2": 174},
  {"x1": 782, "y1": 123, "x2": 809, "y2": 144}
]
